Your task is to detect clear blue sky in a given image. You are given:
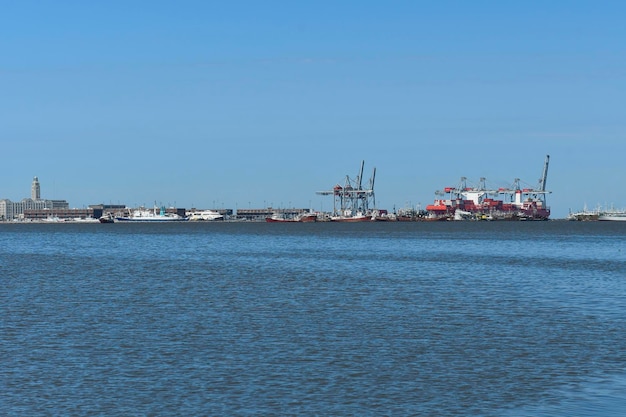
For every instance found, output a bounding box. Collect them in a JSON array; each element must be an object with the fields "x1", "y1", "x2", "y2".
[{"x1": 2, "y1": 1, "x2": 625, "y2": 218}]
